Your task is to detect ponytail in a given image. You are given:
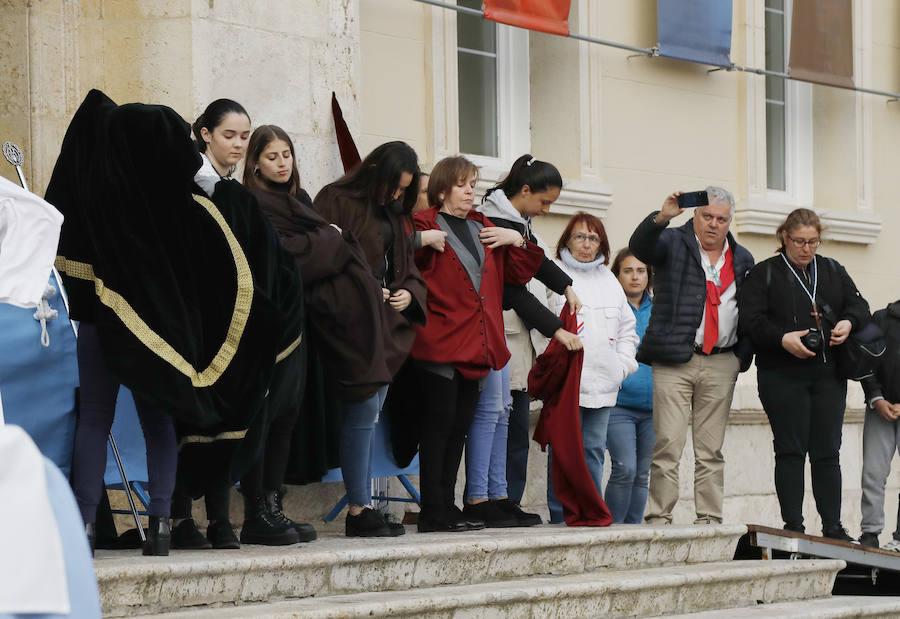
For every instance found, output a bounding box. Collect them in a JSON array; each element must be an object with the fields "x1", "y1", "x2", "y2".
[{"x1": 485, "y1": 153, "x2": 562, "y2": 199}]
